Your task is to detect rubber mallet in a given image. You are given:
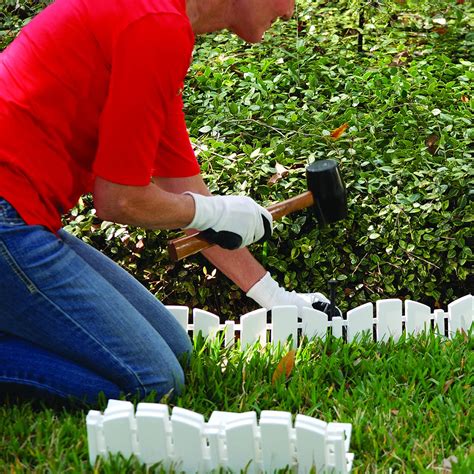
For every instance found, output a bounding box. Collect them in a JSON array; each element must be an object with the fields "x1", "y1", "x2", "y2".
[{"x1": 168, "y1": 159, "x2": 347, "y2": 261}]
